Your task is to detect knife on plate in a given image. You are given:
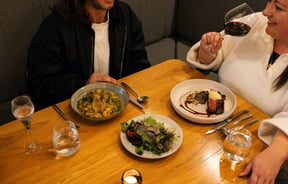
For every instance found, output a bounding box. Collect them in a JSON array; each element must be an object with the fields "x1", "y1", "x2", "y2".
[
  {"x1": 129, "y1": 96, "x2": 145, "y2": 109},
  {"x1": 205, "y1": 108, "x2": 250, "y2": 135}
]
